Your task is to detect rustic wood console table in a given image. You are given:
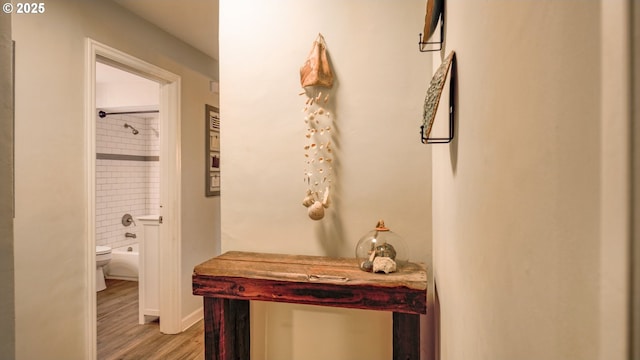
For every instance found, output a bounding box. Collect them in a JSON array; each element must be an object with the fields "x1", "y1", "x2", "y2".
[{"x1": 193, "y1": 251, "x2": 427, "y2": 360}]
